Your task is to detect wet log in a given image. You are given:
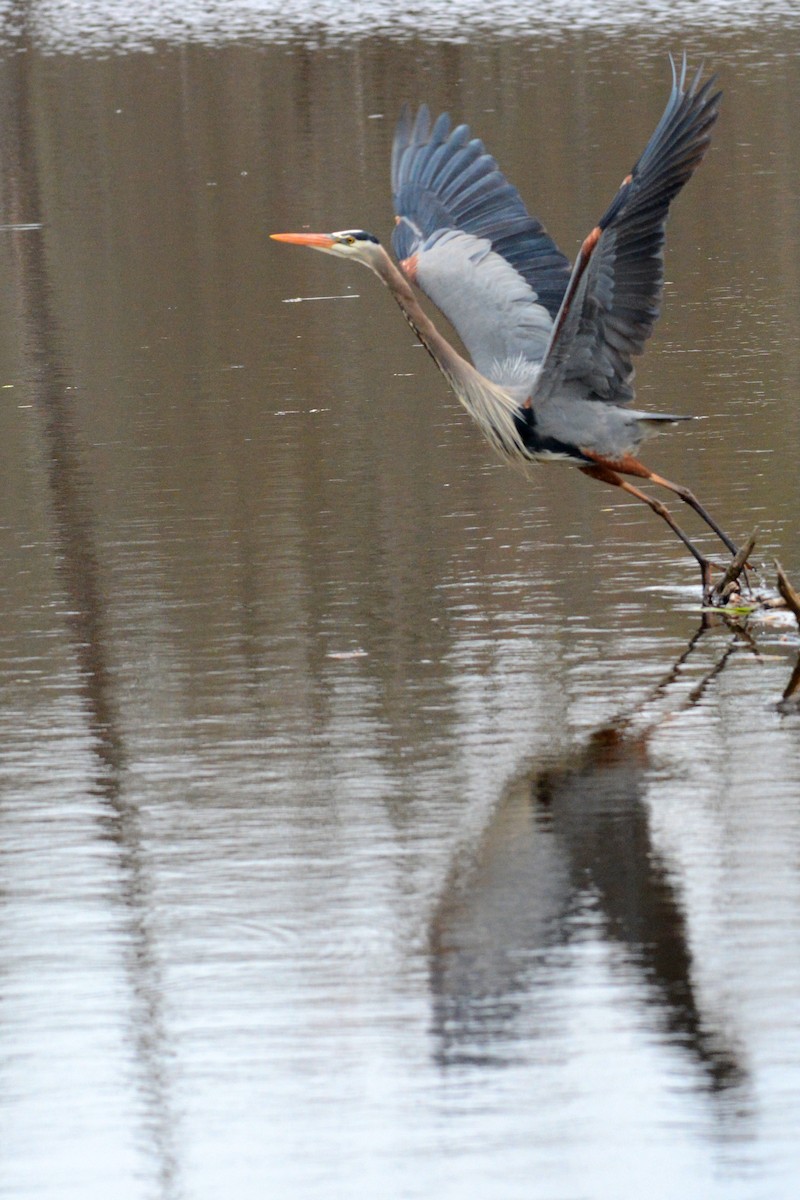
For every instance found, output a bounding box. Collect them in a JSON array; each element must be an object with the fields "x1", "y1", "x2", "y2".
[
  {"x1": 710, "y1": 529, "x2": 758, "y2": 603},
  {"x1": 775, "y1": 561, "x2": 800, "y2": 630}
]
